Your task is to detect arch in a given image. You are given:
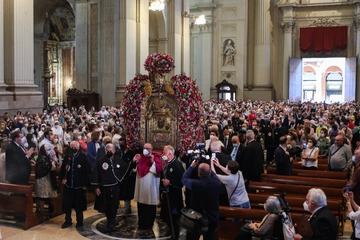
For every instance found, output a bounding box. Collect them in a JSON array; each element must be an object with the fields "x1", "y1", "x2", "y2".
[{"x1": 149, "y1": 10, "x2": 167, "y2": 53}]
